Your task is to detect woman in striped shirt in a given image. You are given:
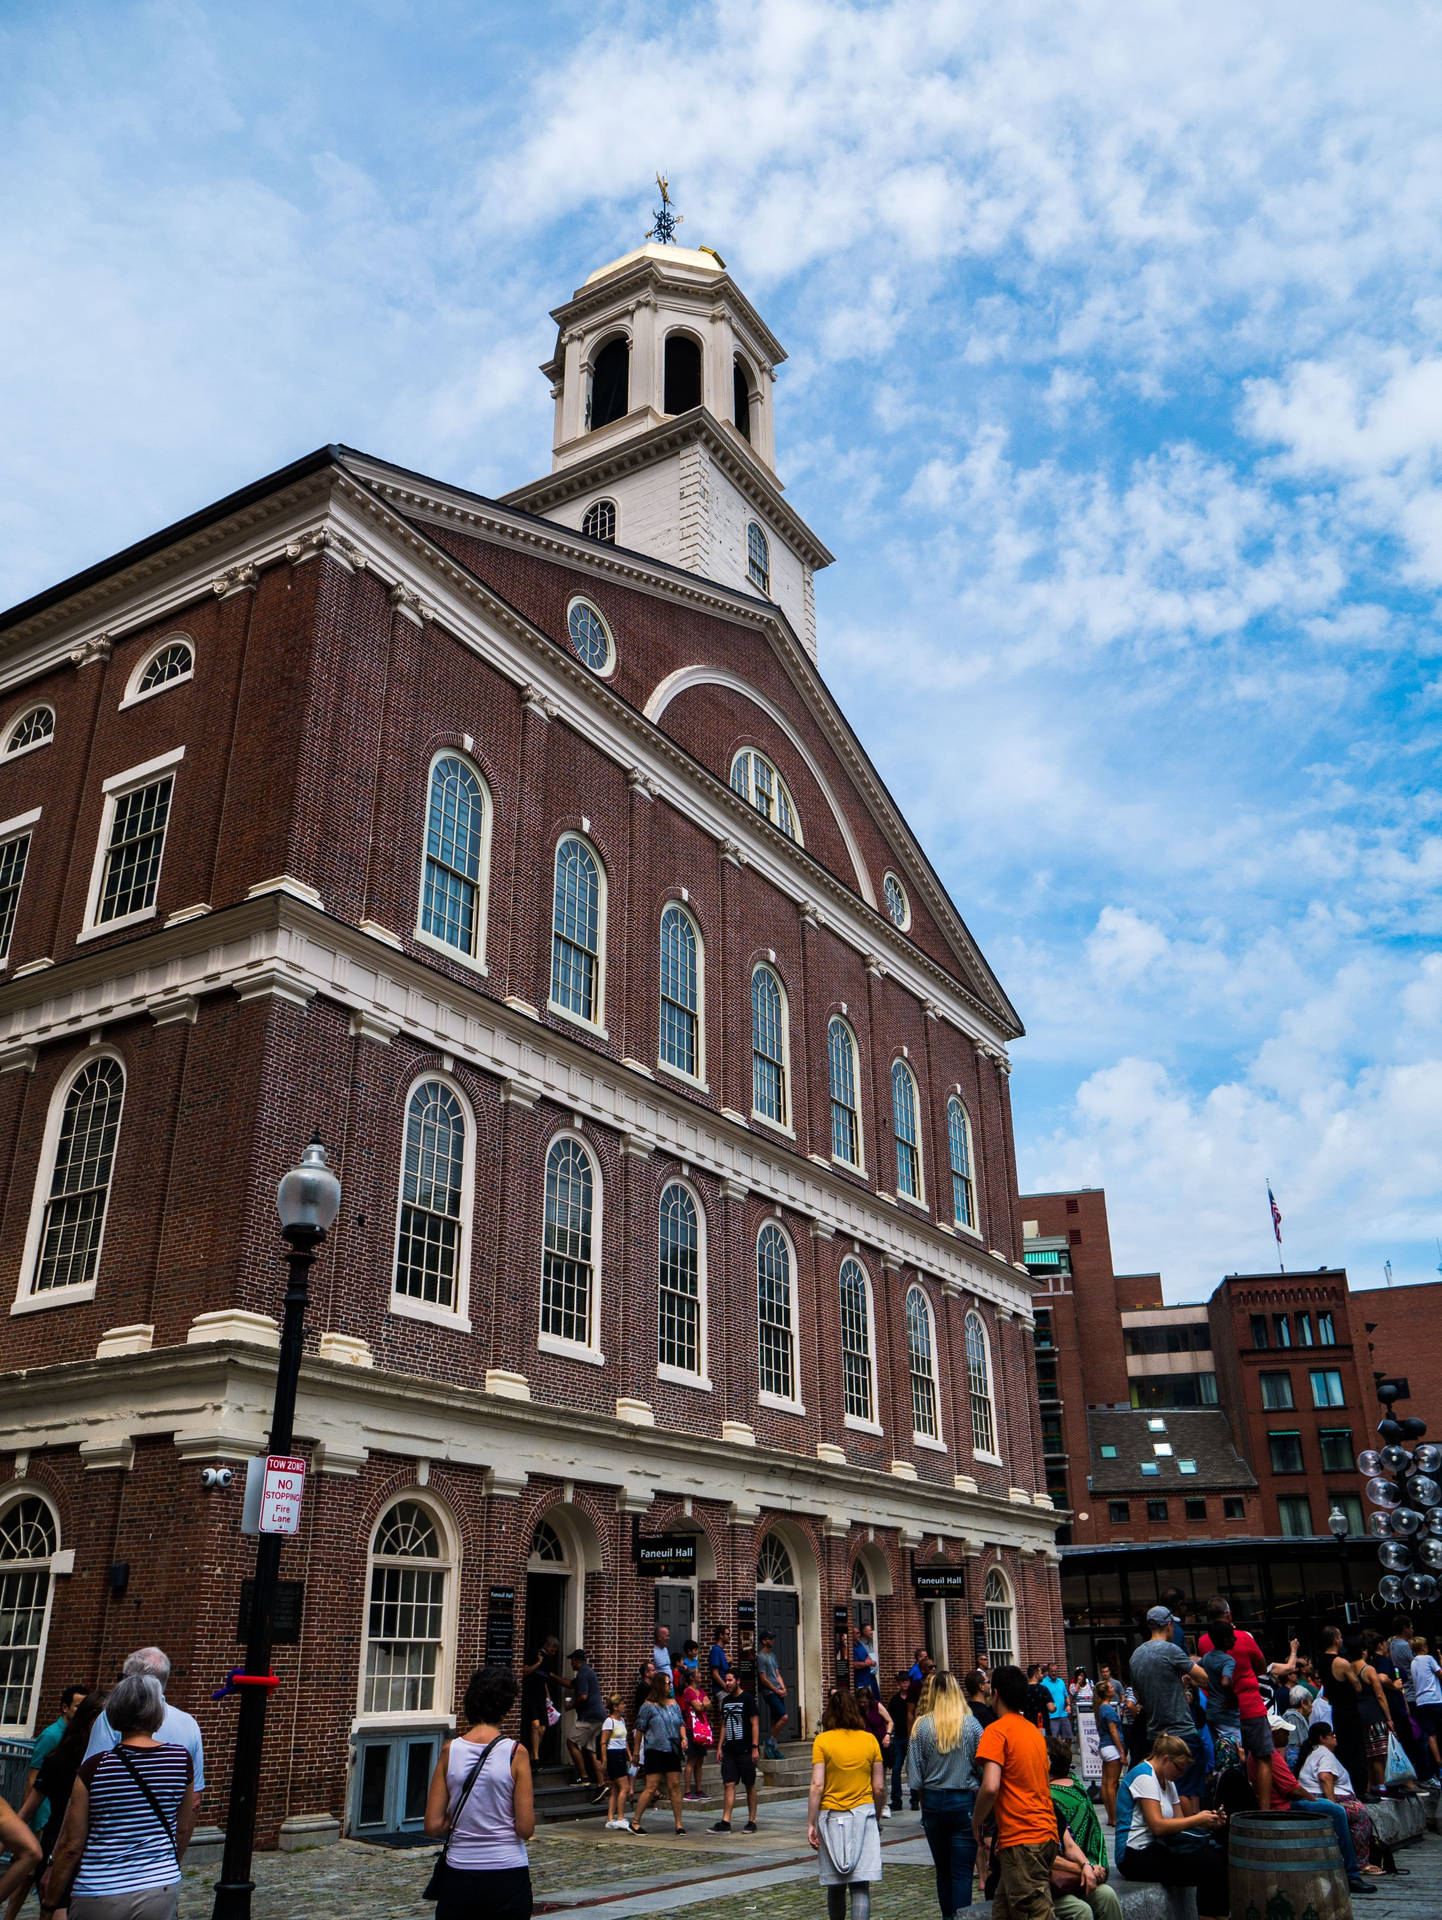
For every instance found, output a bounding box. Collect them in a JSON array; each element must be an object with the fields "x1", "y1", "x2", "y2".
[{"x1": 42, "y1": 1672, "x2": 199, "y2": 1920}]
